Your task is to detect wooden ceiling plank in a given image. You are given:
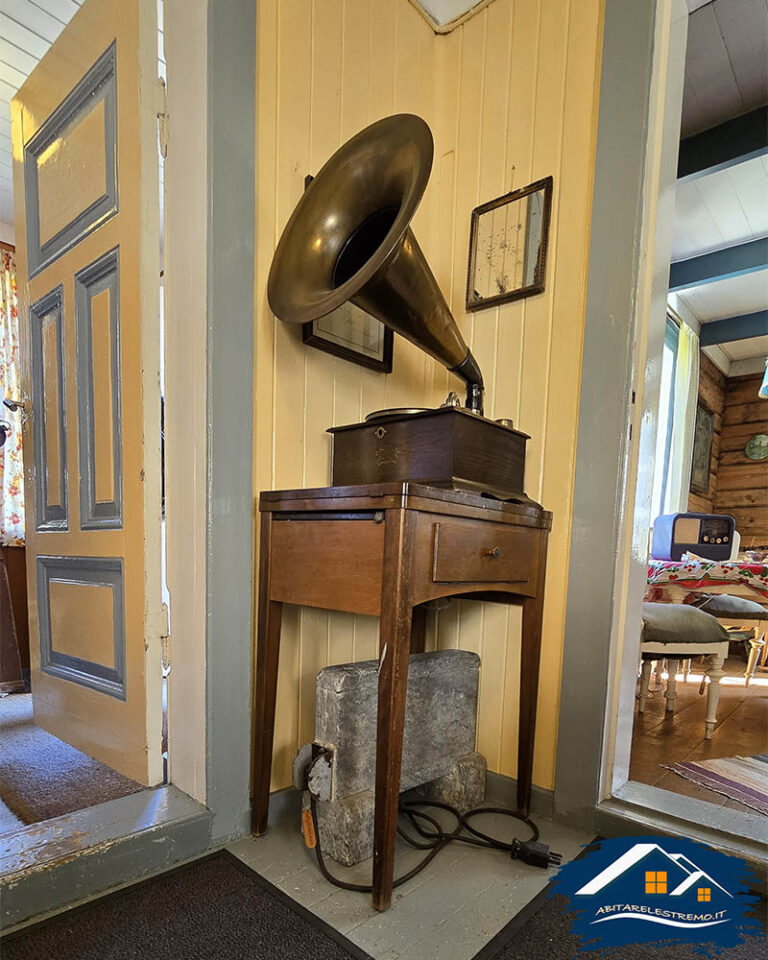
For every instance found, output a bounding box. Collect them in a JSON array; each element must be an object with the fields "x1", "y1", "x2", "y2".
[
  {"x1": 0, "y1": 61, "x2": 26, "y2": 93},
  {"x1": 682, "y1": 3, "x2": 748, "y2": 136},
  {"x1": 0, "y1": 12, "x2": 52, "y2": 60},
  {"x1": 712, "y1": 0, "x2": 768, "y2": 114},
  {"x1": 694, "y1": 169, "x2": 755, "y2": 248},
  {"x1": 0, "y1": 77, "x2": 17, "y2": 103},
  {"x1": 724, "y1": 334, "x2": 768, "y2": 361},
  {"x1": 677, "y1": 270, "x2": 768, "y2": 323},
  {"x1": 672, "y1": 178, "x2": 726, "y2": 260},
  {"x1": 727, "y1": 156, "x2": 768, "y2": 238},
  {"x1": 0, "y1": 37, "x2": 39, "y2": 77},
  {"x1": 3, "y1": 0, "x2": 65, "y2": 43},
  {"x1": 26, "y1": 0, "x2": 80, "y2": 25}
]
